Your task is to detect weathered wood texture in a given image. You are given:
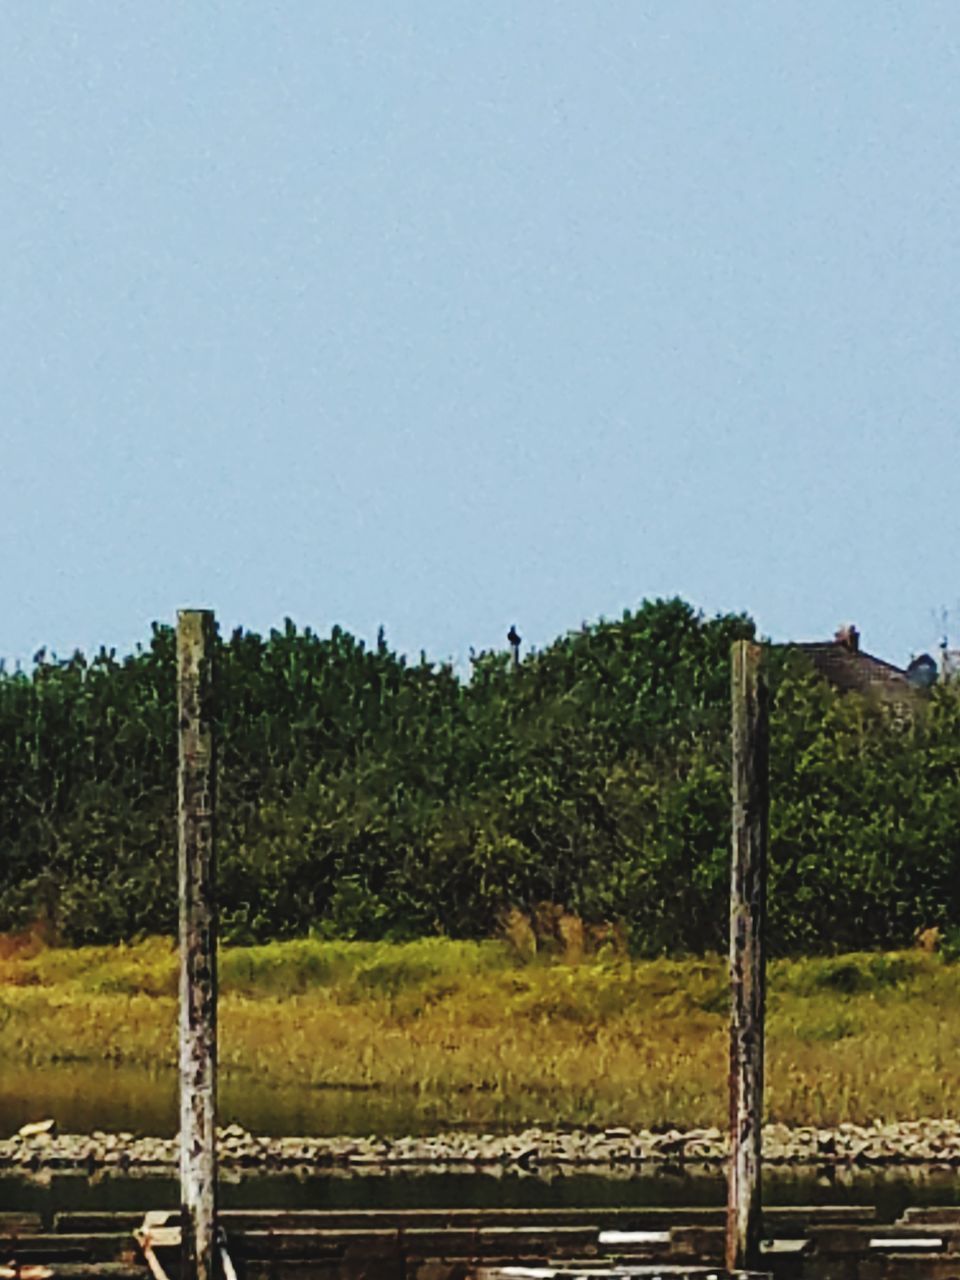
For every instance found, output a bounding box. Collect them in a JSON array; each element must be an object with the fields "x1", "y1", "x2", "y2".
[
  {"x1": 52, "y1": 1206, "x2": 877, "y2": 1237},
  {"x1": 727, "y1": 641, "x2": 769, "y2": 1275},
  {"x1": 475, "y1": 1269, "x2": 771, "y2": 1279},
  {"x1": 9, "y1": 1207, "x2": 960, "y2": 1280},
  {"x1": 177, "y1": 609, "x2": 219, "y2": 1280}
]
